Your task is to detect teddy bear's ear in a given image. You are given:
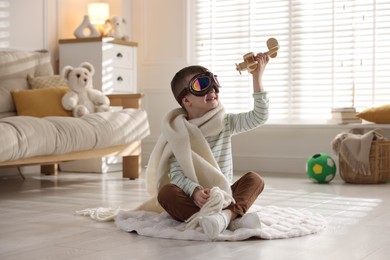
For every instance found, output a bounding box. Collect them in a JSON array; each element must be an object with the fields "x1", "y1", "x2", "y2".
[
  {"x1": 80, "y1": 62, "x2": 95, "y2": 76},
  {"x1": 61, "y1": 65, "x2": 73, "y2": 80}
]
